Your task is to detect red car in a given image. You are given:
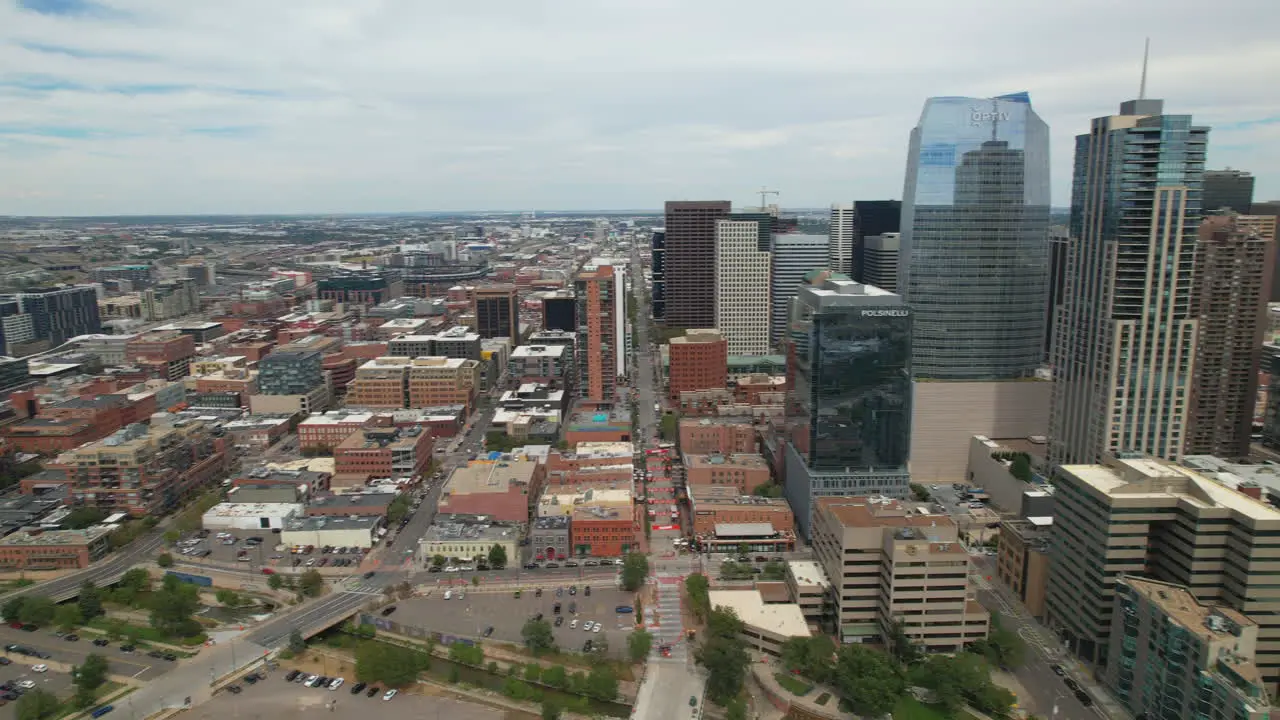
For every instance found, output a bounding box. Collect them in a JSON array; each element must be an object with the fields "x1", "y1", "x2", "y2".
[
  {"x1": 260, "y1": 568, "x2": 275, "y2": 575},
  {"x1": 7, "y1": 622, "x2": 21, "y2": 630}
]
